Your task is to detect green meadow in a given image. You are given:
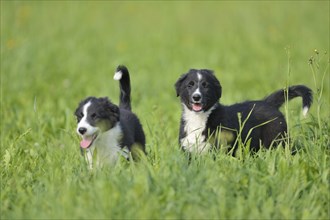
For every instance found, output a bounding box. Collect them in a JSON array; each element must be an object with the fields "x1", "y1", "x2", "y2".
[{"x1": 1, "y1": 1, "x2": 329, "y2": 219}]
